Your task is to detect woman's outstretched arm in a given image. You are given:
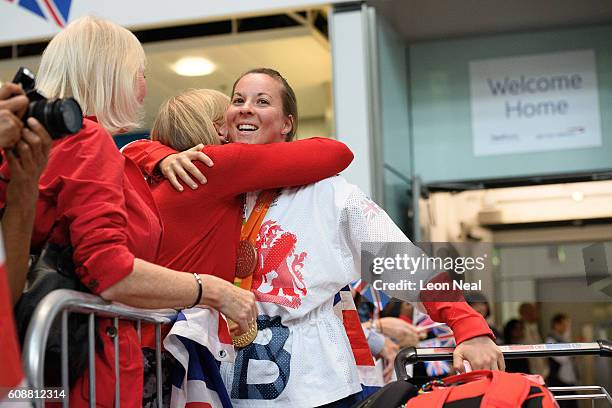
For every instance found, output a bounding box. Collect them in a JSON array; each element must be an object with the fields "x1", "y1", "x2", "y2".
[{"x1": 123, "y1": 137, "x2": 354, "y2": 195}]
